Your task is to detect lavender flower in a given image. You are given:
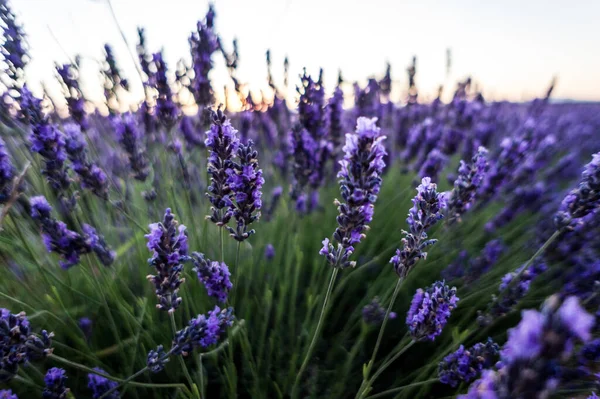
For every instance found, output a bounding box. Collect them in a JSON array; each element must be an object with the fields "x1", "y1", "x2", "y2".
[
  {"x1": 102, "y1": 44, "x2": 128, "y2": 113},
  {"x1": 172, "y1": 306, "x2": 234, "y2": 356},
  {"x1": 64, "y1": 123, "x2": 109, "y2": 199},
  {"x1": 88, "y1": 368, "x2": 120, "y2": 399},
  {"x1": 0, "y1": 137, "x2": 14, "y2": 204},
  {"x1": 265, "y1": 244, "x2": 275, "y2": 261},
  {"x1": 328, "y1": 84, "x2": 345, "y2": 156},
  {"x1": 1, "y1": 308, "x2": 53, "y2": 382},
  {"x1": 56, "y1": 63, "x2": 88, "y2": 129},
  {"x1": 226, "y1": 139, "x2": 264, "y2": 241},
  {"x1": 465, "y1": 239, "x2": 505, "y2": 283},
  {"x1": 320, "y1": 117, "x2": 386, "y2": 268},
  {"x1": 289, "y1": 125, "x2": 319, "y2": 210},
  {"x1": 438, "y1": 339, "x2": 499, "y2": 387},
  {"x1": 555, "y1": 152, "x2": 600, "y2": 229},
  {"x1": 146, "y1": 208, "x2": 188, "y2": 312},
  {"x1": 463, "y1": 296, "x2": 595, "y2": 399},
  {"x1": 78, "y1": 317, "x2": 92, "y2": 339},
  {"x1": 263, "y1": 186, "x2": 283, "y2": 221},
  {"x1": 406, "y1": 281, "x2": 458, "y2": 341},
  {"x1": 30, "y1": 196, "x2": 114, "y2": 268},
  {"x1": 446, "y1": 146, "x2": 489, "y2": 224},
  {"x1": 150, "y1": 51, "x2": 179, "y2": 128},
  {"x1": 362, "y1": 297, "x2": 397, "y2": 325},
  {"x1": 21, "y1": 87, "x2": 71, "y2": 195},
  {"x1": 390, "y1": 177, "x2": 446, "y2": 278},
  {"x1": 0, "y1": 0, "x2": 28, "y2": 94},
  {"x1": 147, "y1": 344, "x2": 168, "y2": 373},
  {"x1": 0, "y1": 390, "x2": 17, "y2": 399},
  {"x1": 441, "y1": 250, "x2": 469, "y2": 281},
  {"x1": 189, "y1": 5, "x2": 219, "y2": 106},
  {"x1": 112, "y1": 113, "x2": 150, "y2": 181},
  {"x1": 43, "y1": 368, "x2": 69, "y2": 399},
  {"x1": 205, "y1": 109, "x2": 239, "y2": 226},
  {"x1": 417, "y1": 149, "x2": 448, "y2": 184},
  {"x1": 191, "y1": 252, "x2": 232, "y2": 303}
]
